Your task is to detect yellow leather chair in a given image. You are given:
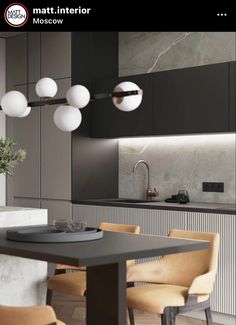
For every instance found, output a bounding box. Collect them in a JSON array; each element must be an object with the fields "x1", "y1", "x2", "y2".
[
  {"x1": 126, "y1": 229, "x2": 219, "y2": 325},
  {"x1": 47, "y1": 222, "x2": 140, "y2": 303},
  {"x1": 0, "y1": 305, "x2": 65, "y2": 325}
]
